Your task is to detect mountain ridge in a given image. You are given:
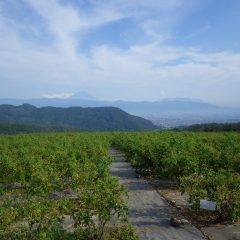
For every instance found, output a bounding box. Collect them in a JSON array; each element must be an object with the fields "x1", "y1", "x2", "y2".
[
  {"x1": 0, "y1": 97, "x2": 232, "y2": 112},
  {"x1": 0, "y1": 104, "x2": 157, "y2": 131},
  {"x1": 1, "y1": 98, "x2": 239, "y2": 128}
]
